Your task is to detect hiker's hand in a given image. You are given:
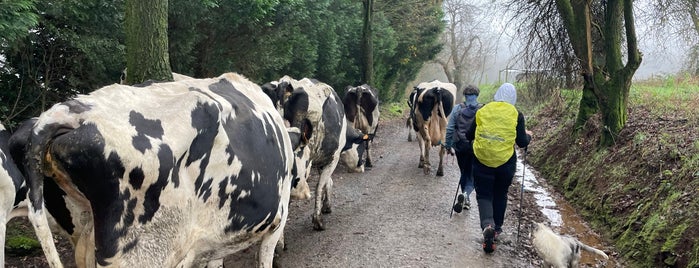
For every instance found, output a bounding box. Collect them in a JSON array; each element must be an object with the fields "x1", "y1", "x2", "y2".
[{"x1": 526, "y1": 130, "x2": 533, "y2": 136}]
